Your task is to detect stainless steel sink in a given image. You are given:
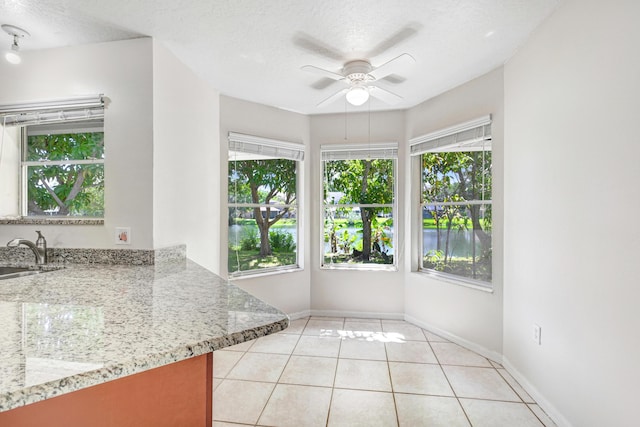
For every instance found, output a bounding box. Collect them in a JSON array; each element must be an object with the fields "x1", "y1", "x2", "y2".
[{"x1": 0, "y1": 266, "x2": 44, "y2": 280}]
